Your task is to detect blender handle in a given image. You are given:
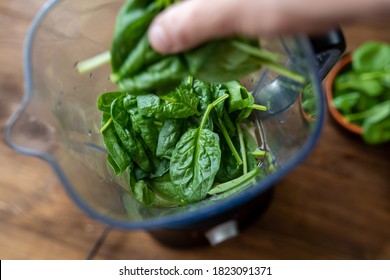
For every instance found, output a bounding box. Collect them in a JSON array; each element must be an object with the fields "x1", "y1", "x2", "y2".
[{"x1": 309, "y1": 27, "x2": 346, "y2": 80}]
